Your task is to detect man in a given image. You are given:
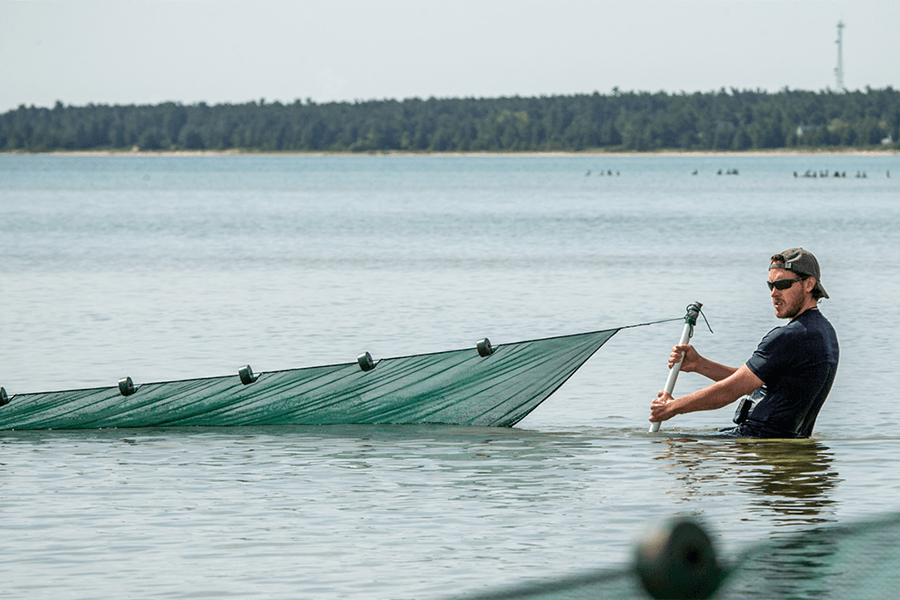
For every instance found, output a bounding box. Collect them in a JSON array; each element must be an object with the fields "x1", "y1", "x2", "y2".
[{"x1": 650, "y1": 248, "x2": 839, "y2": 438}]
